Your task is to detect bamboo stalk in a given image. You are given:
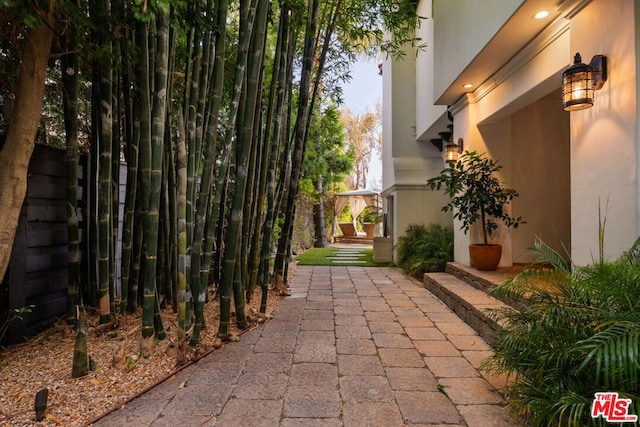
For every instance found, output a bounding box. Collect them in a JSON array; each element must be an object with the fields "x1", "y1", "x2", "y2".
[
  {"x1": 189, "y1": 0, "x2": 229, "y2": 346},
  {"x1": 95, "y1": 0, "x2": 114, "y2": 325},
  {"x1": 62, "y1": 44, "x2": 80, "y2": 323},
  {"x1": 217, "y1": 0, "x2": 261, "y2": 339}
]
